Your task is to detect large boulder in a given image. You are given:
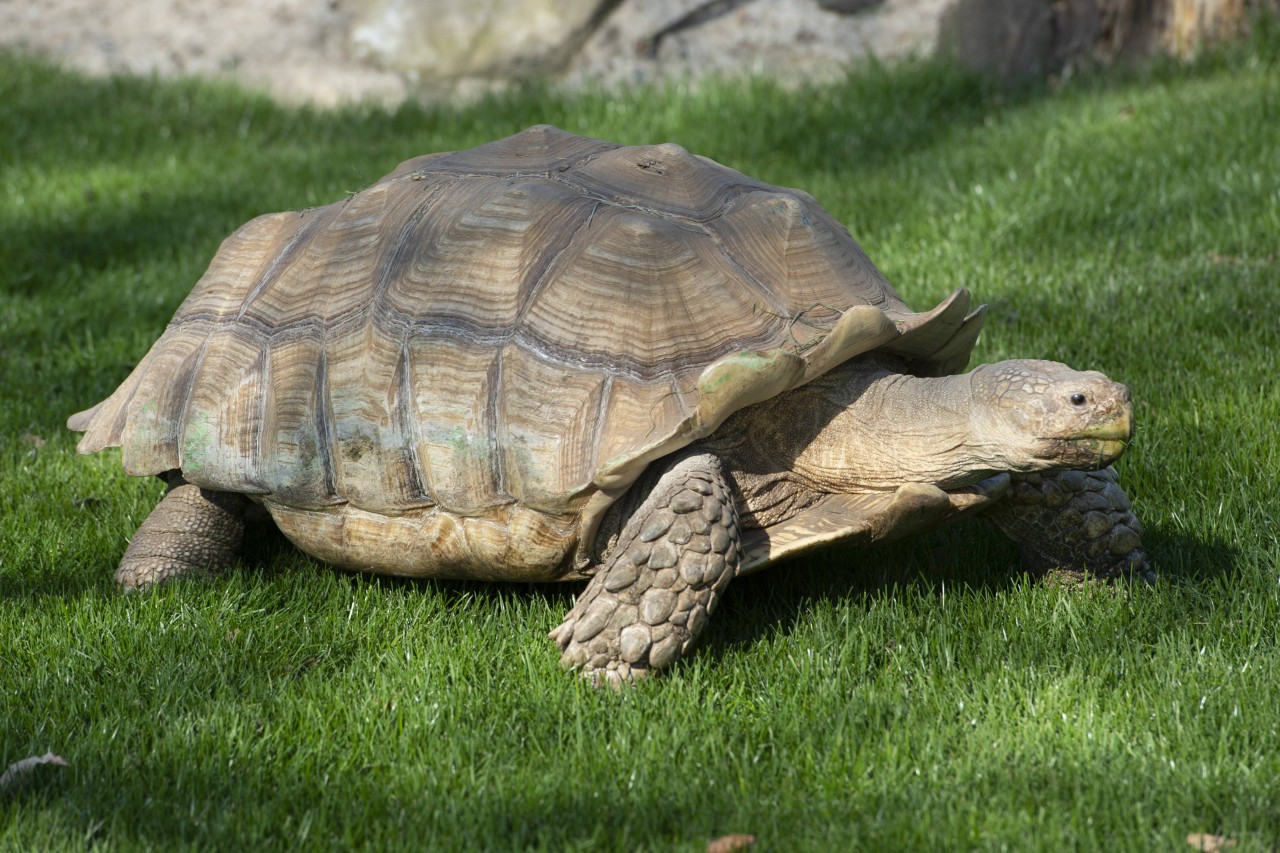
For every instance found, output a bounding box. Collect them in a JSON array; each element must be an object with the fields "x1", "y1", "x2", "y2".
[
  {"x1": 346, "y1": 0, "x2": 609, "y2": 86},
  {"x1": 939, "y1": 0, "x2": 1269, "y2": 78},
  {"x1": 1, "y1": 0, "x2": 1271, "y2": 104},
  {"x1": 562, "y1": 0, "x2": 950, "y2": 90},
  {"x1": 0, "y1": 0, "x2": 410, "y2": 105}
]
